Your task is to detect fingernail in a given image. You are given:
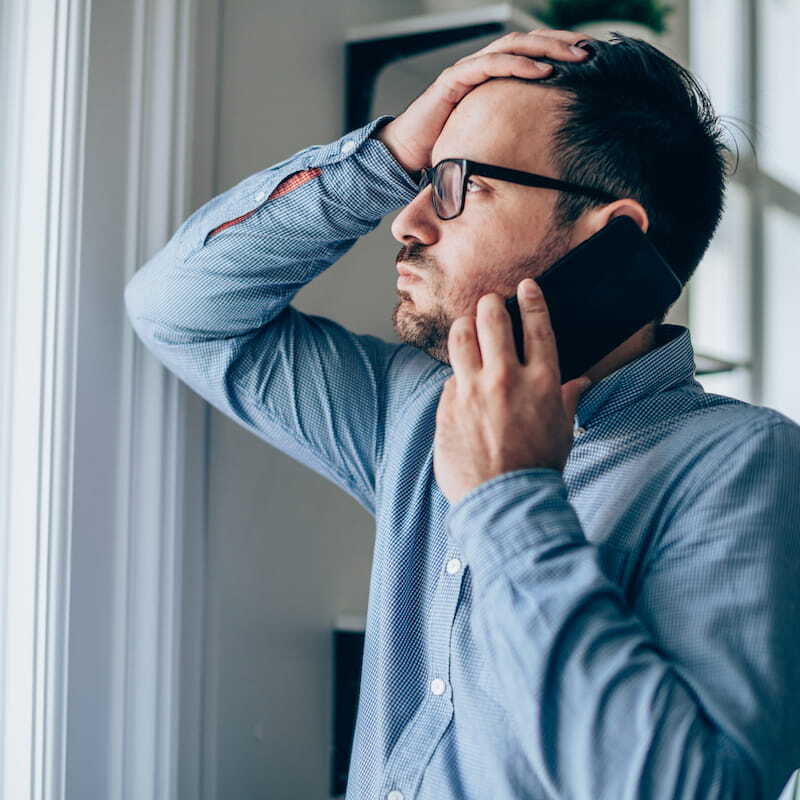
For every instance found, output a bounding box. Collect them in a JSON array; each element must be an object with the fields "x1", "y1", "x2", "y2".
[
  {"x1": 521, "y1": 278, "x2": 539, "y2": 298},
  {"x1": 570, "y1": 45, "x2": 588, "y2": 56},
  {"x1": 574, "y1": 40, "x2": 594, "y2": 56}
]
